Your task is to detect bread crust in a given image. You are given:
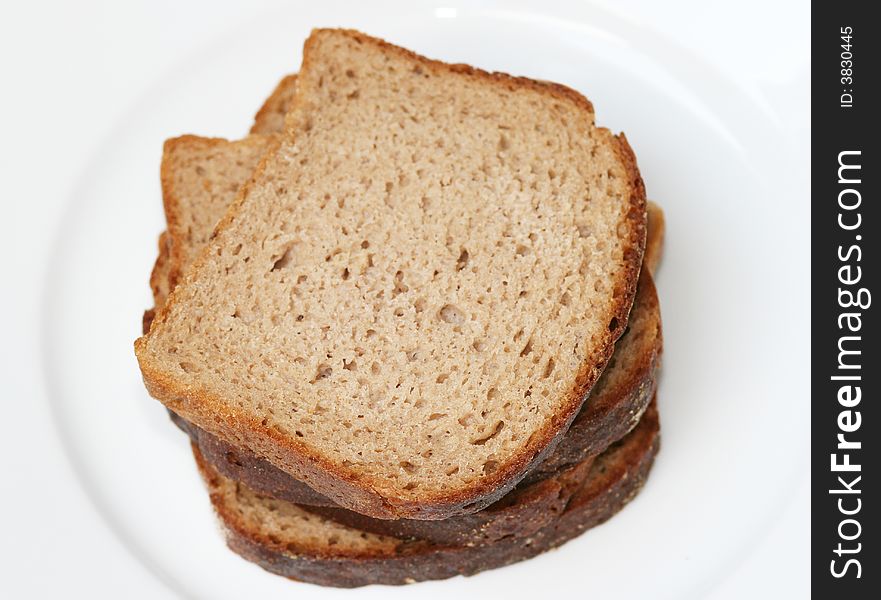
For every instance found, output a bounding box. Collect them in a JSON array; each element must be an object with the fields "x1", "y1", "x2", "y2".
[
  {"x1": 136, "y1": 29, "x2": 648, "y2": 519},
  {"x1": 645, "y1": 201, "x2": 665, "y2": 275},
  {"x1": 195, "y1": 399, "x2": 660, "y2": 587}
]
